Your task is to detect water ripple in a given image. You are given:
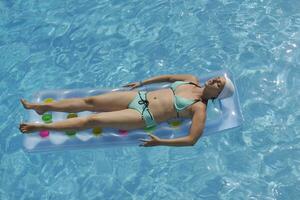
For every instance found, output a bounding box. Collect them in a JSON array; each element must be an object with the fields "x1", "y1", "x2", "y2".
[{"x1": 0, "y1": 0, "x2": 300, "y2": 199}]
